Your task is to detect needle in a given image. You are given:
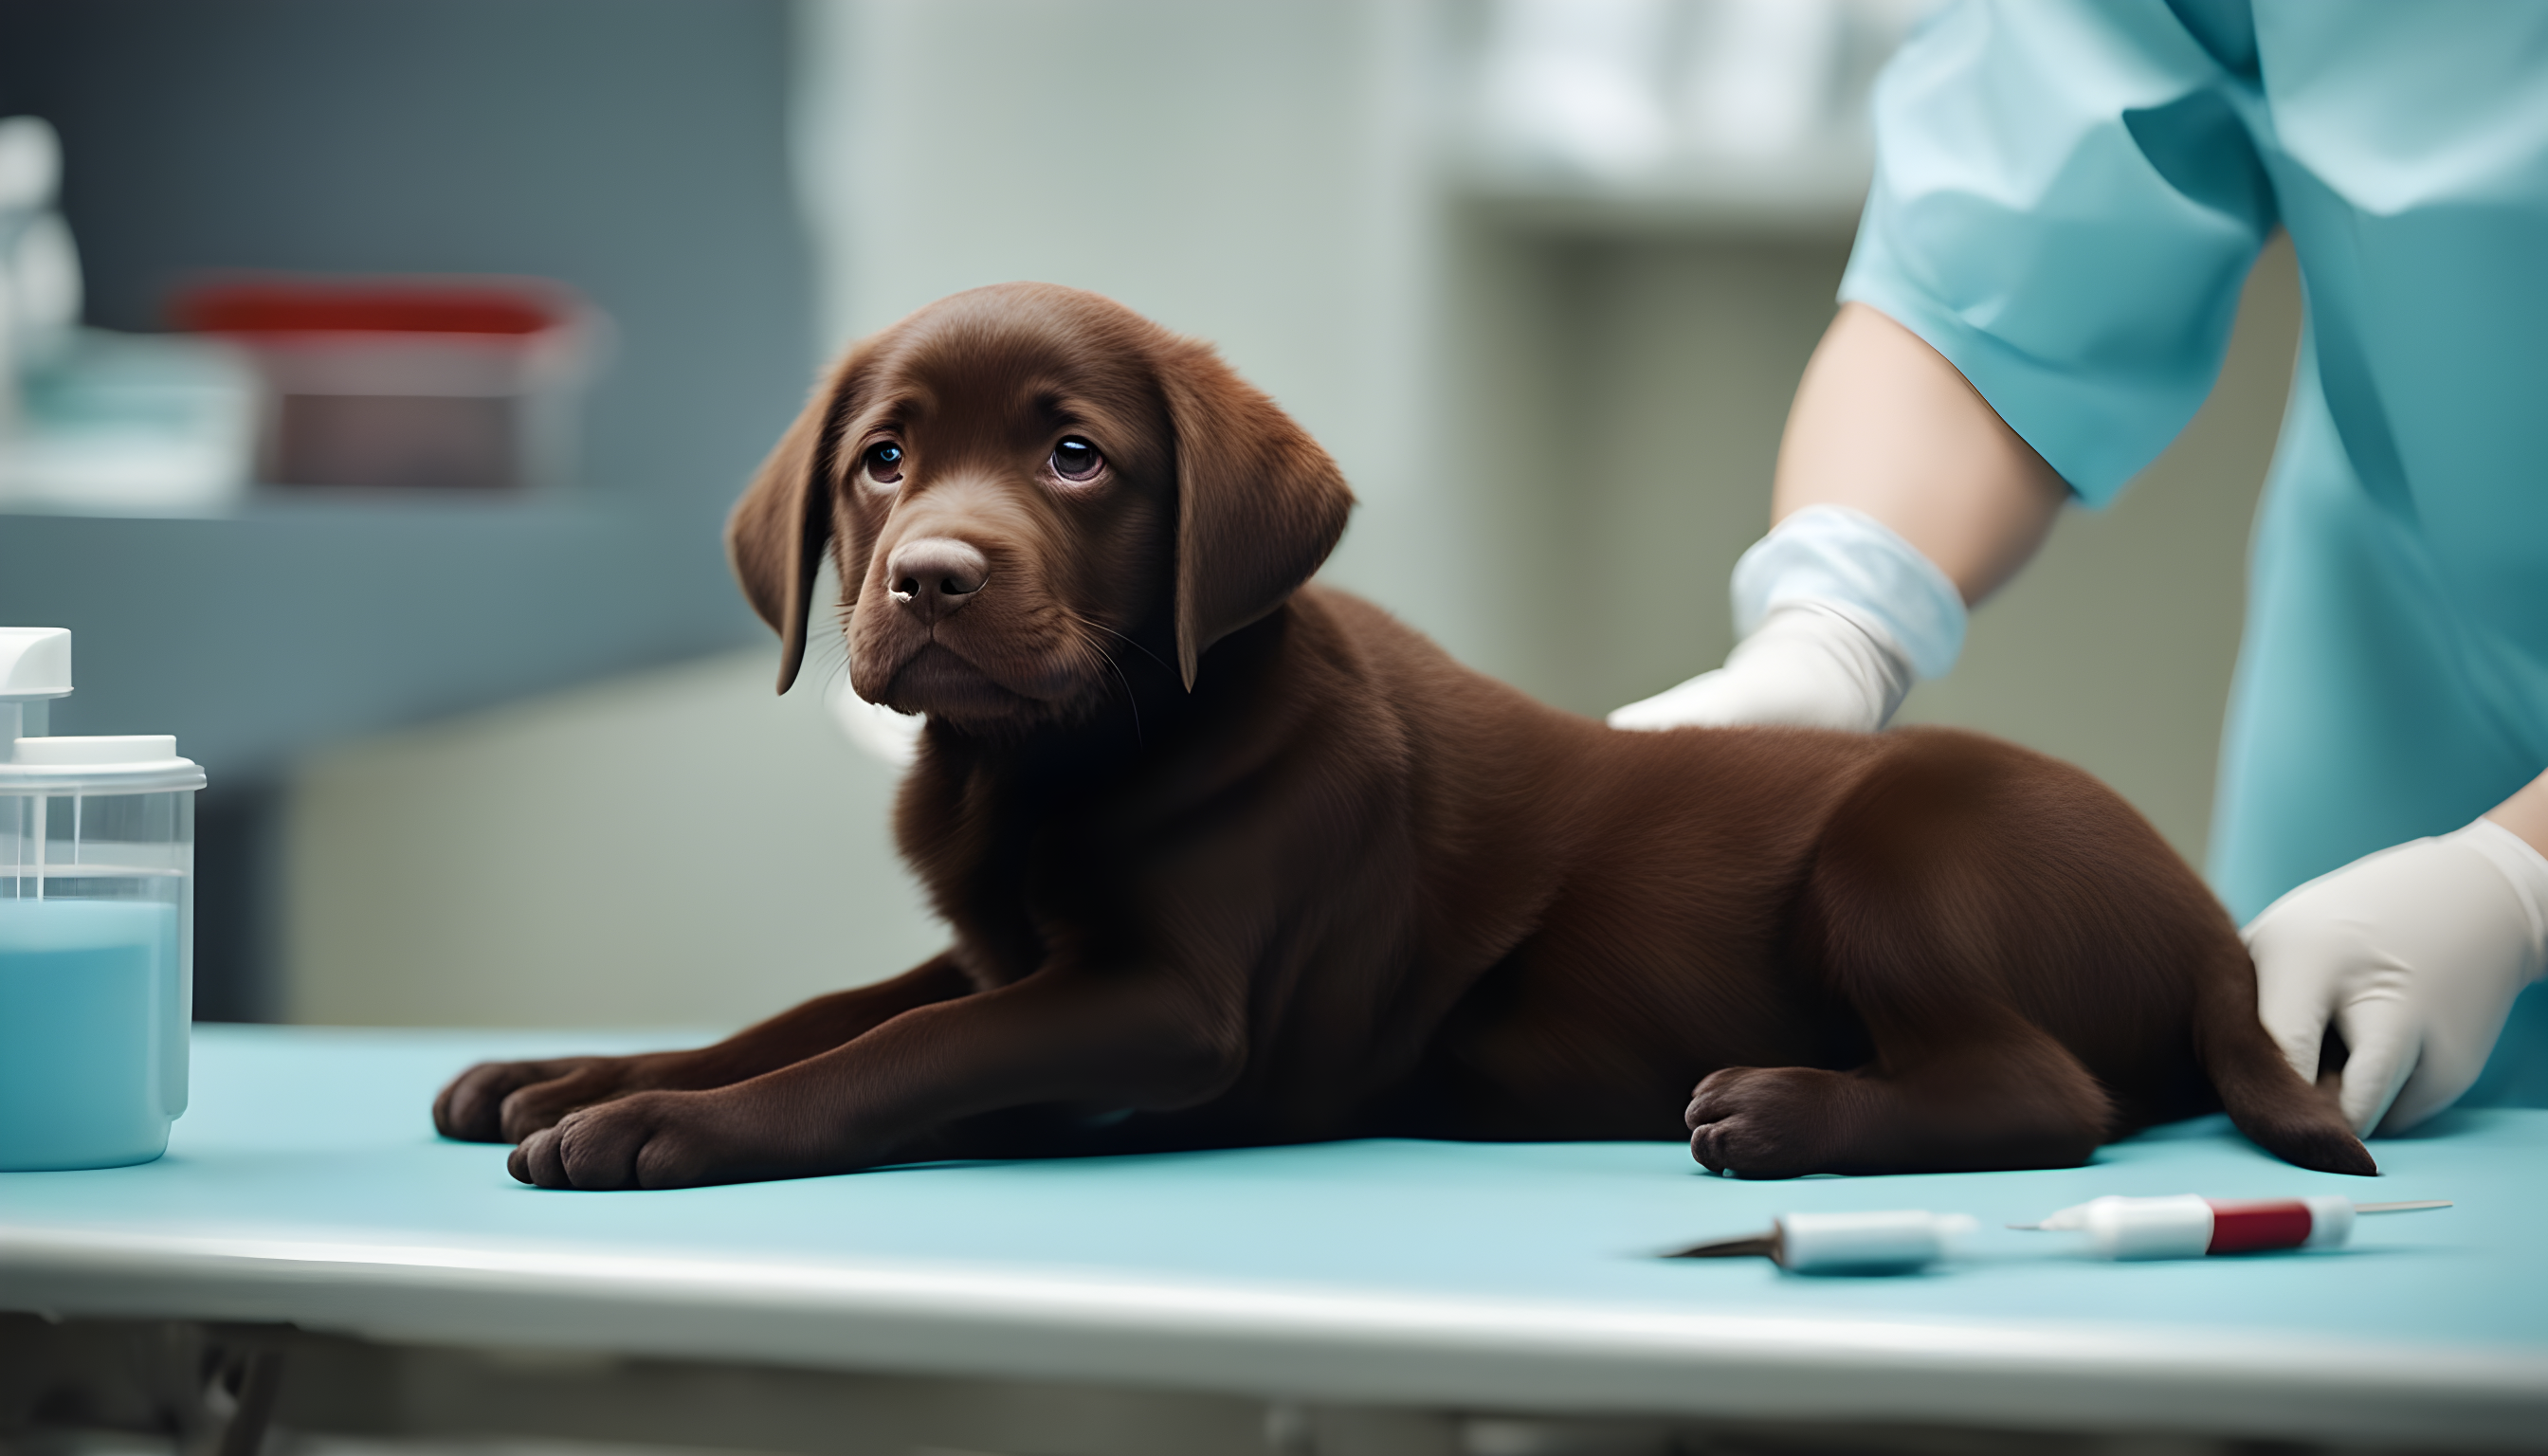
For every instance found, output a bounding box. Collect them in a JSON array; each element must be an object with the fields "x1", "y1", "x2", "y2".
[{"x1": 2006, "y1": 1199, "x2": 2450, "y2": 1229}]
